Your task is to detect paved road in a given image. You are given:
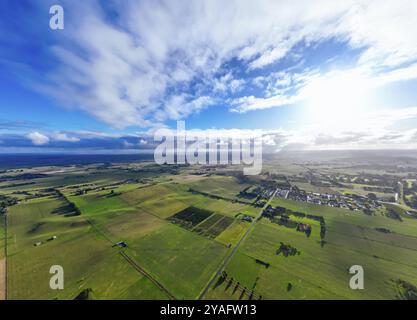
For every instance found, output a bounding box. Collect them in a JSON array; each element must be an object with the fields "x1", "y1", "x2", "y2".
[{"x1": 197, "y1": 188, "x2": 278, "y2": 300}]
